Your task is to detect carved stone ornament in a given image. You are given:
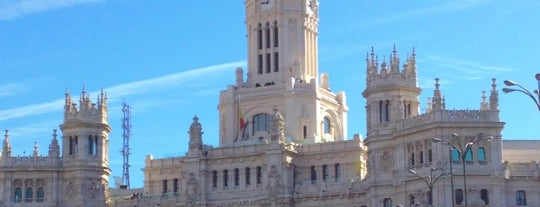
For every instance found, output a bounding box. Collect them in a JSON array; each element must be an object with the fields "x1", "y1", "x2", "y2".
[
  {"x1": 267, "y1": 165, "x2": 281, "y2": 198},
  {"x1": 66, "y1": 180, "x2": 77, "y2": 199},
  {"x1": 379, "y1": 150, "x2": 394, "y2": 171}
]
